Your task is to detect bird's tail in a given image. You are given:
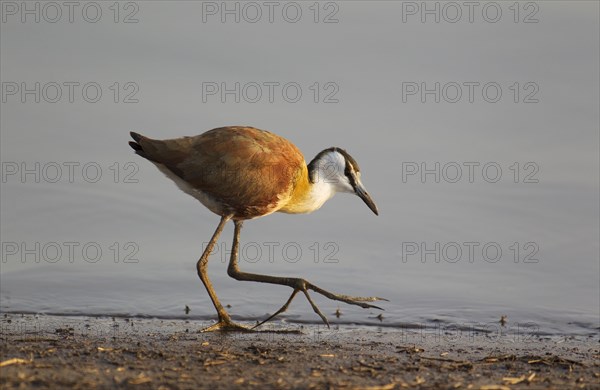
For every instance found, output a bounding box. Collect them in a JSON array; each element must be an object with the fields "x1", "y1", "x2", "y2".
[{"x1": 129, "y1": 131, "x2": 149, "y2": 159}]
